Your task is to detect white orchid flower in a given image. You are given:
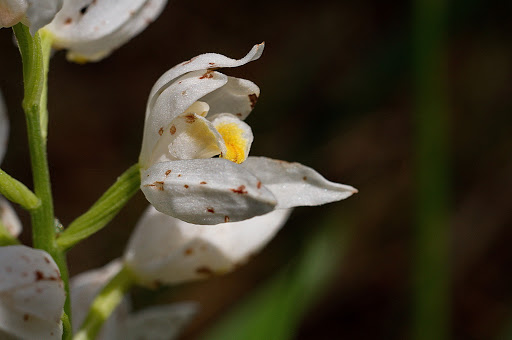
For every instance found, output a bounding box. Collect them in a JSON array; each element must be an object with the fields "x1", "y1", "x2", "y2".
[
  {"x1": 0, "y1": 245, "x2": 65, "y2": 340},
  {"x1": 0, "y1": 91, "x2": 22, "y2": 239},
  {"x1": 124, "y1": 205, "x2": 292, "y2": 287},
  {"x1": 0, "y1": 0, "x2": 63, "y2": 34},
  {"x1": 139, "y1": 43, "x2": 357, "y2": 225},
  {"x1": 44, "y1": 0, "x2": 167, "y2": 62},
  {"x1": 71, "y1": 260, "x2": 197, "y2": 340}
]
